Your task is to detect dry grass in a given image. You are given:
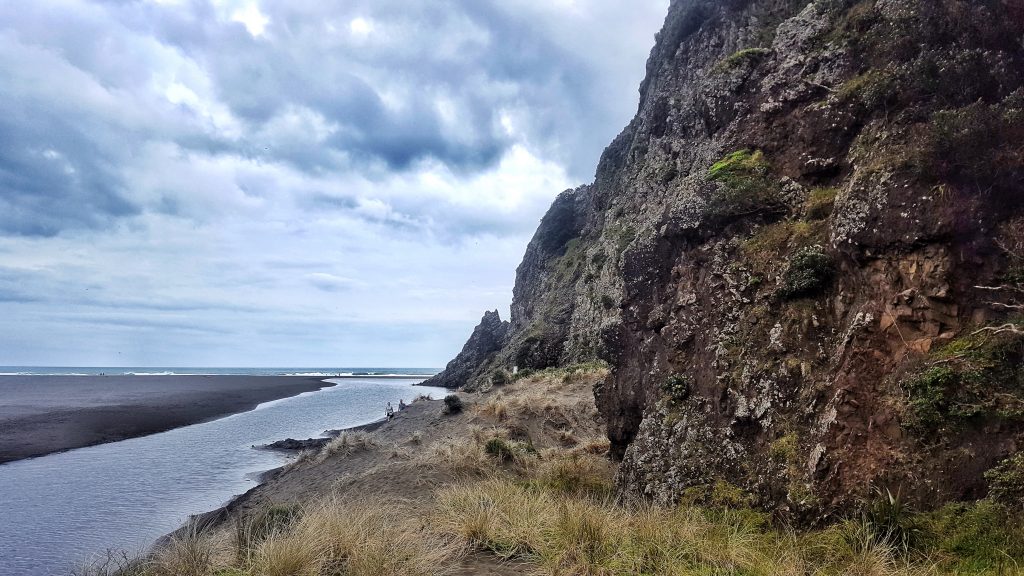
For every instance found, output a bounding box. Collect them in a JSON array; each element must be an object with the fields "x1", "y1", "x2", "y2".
[
  {"x1": 72, "y1": 550, "x2": 146, "y2": 576},
  {"x1": 293, "y1": 498, "x2": 461, "y2": 576},
  {"x1": 114, "y1": 498, "x2": 460, "y2": 576},
  {"x1": 319, "y1": 432, "x2": 375, "y2": 461},
  {"x1": 433, "y1": 474, "x2": 941, "y2": 576},
  {"x1": 251, "y1": 532, "x2": 324, "y2": 576},
  {"x1": 430, "y1": 437, "x2": 496, "y2": 479},
  {"x1": 147, "y1": 524, "x2": 230, "y2": 576},
  {"x1": 534, "y1": 452, "x2": 615, "y2": 499},
  {"x1": 279, "y1": 449, "x2": 317, "y2": 473}
]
